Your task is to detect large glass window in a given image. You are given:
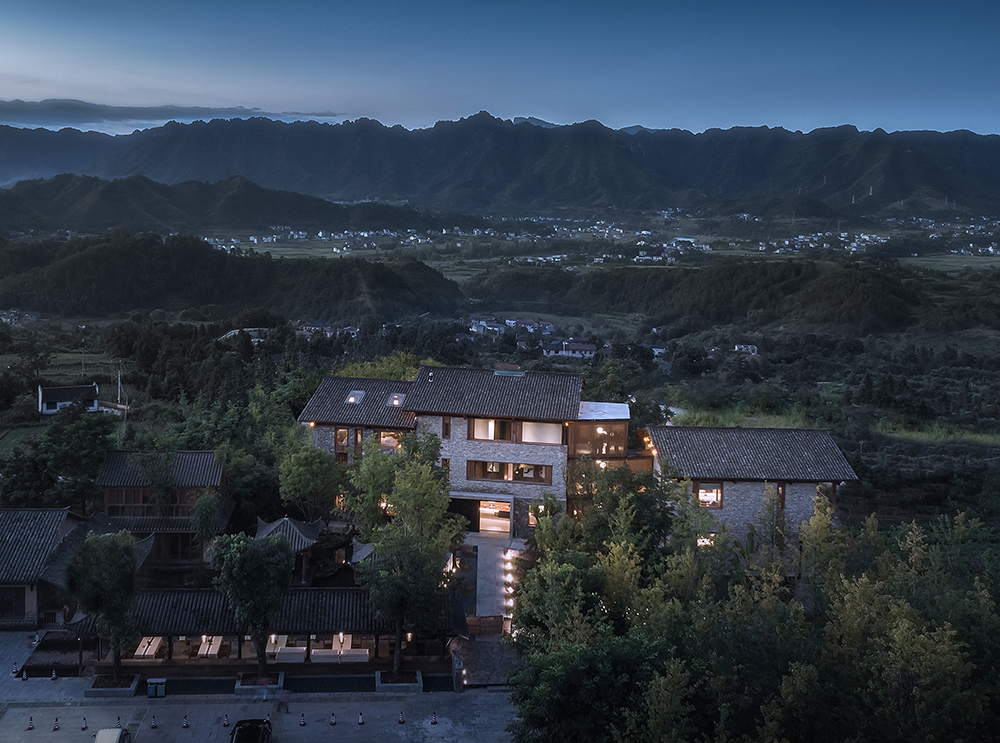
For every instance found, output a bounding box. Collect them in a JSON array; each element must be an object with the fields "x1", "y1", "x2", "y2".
[
  {"x1": 521, "y1": 421, "x2": 562, "y2": 445},
  {"x1": 467, "y1": 461, "x2": 552, "y2": 485},
  {"x1": 472, "y1": 418, "x2": 513, "y2": 441},
  {"x1": 0, "y1": 587, "x2": 26, "y2": 618}
]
